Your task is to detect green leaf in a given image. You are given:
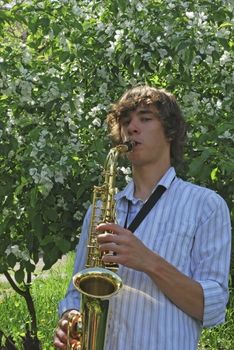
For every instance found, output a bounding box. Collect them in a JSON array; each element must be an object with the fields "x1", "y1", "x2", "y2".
[
  {"x1": 43, "y1": 208, "x2": 58, "y2": 222},
  {"x1": 15, "y1": 268, "x2": 25, "y2": 284},
  {"x1": 40, "y1": 235, "x2": 54, "y2": 246},
  {"x1": 25, "y1": 260, "x2": 35, "y2": 273},
  {"x1": 30, "y1": 188, "x2": 39, "y2": 208},
  {"x1": 55, "y1": 238, "x2": 71, "y2": 254},
  {"x1": 30, "y1": 212, "x2": 44, "y2": 235},
  {"x1": 189, "y1": 157, "x2": 204, "y2": 177},
  {"x1": 7, "y1": 253, "x2": 17, "y2": 269},
  {"x1": 219, "y1": 22, "x2": 233, "y2": 29},
  {"x1": 118, "y1": 0, "x2": 127, "y2": 12},
  {"x1": 51, "y1": 23, "x2": 62, "y2": 37},
  {"x1": 0, "y1": 10, "x2": 12, "y2": 23},
  {"x1": 210, "y1": 167, "x2": 219, "y2": 182},
  {"x1": 42, "y1": 246, "x2": 60, "y2": 270}
]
